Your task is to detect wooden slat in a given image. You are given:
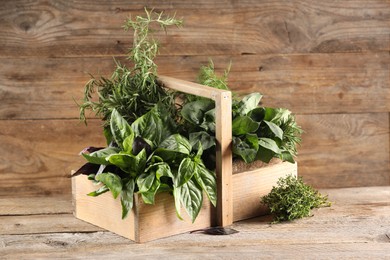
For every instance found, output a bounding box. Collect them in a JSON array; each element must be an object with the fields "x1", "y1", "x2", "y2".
[
  {"x1": 1, "y1": 52, "x2": 388, "y2": 120},
  {"x1": 1, "y1": 187, "x2": 390, "y2": 258},
  {"x1": 0, "y1": 112, "x2": 388, "y2": 197},
  {"x1": 0, "y1": 119, "x2": 105, "y2": 197},
  {"x1": 297, "y1": 113, "x2": 390, "y2": 188},
  {"x1": 0, "y1": 0, "x2": 389, "y2": 58}
]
